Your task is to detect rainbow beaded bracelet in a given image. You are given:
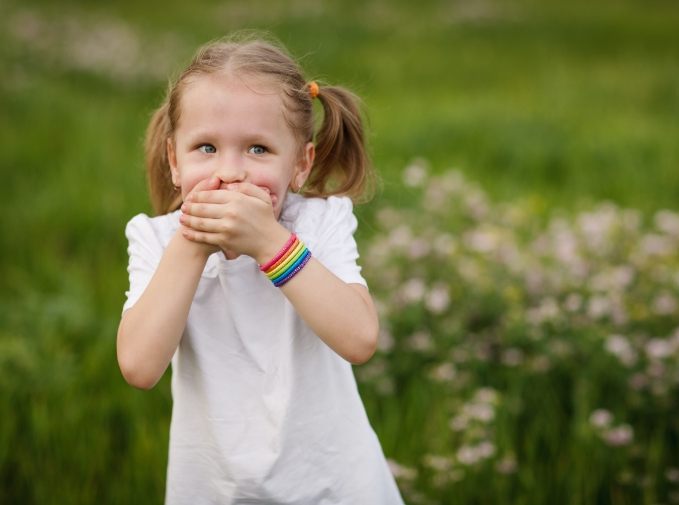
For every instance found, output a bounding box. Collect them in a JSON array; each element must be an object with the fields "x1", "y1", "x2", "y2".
[{"x1": 259, "y1": 233, "x2": 312, "y2": 287}]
